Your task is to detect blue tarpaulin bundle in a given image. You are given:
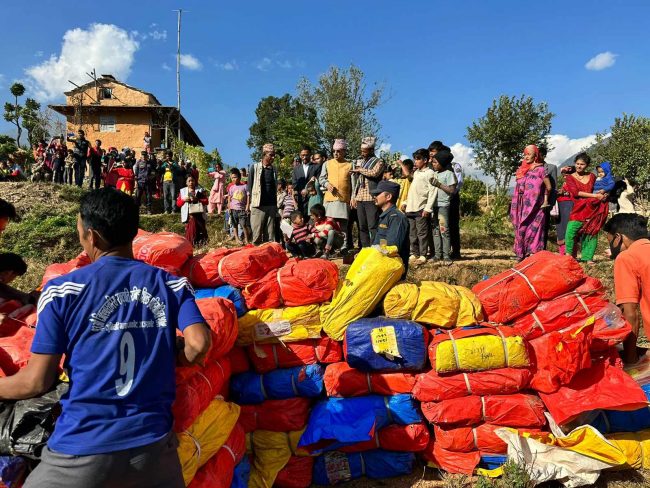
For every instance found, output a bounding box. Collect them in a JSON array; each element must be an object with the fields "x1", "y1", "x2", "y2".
[
  {"x1": 479, "y1": 454, "x2": 507, "y2": 471},
  {"x1": 0, "y1": 455, "x2": 28, "y2": 488},
  {"x1": 195, "y1": 285, "x2": 248, "y2": 317},
  {"x1": 344, "y1": 318, "x2": 428, "y2": 372},
  {"x1": 230, "y1": 364, "x2": 324, "y2": 404},
  {"x1": 589, "y1": 384, "x2": 650, "y2": 434},
  {"x1": 230, "y1": 455, "x2": 250, "y2": 488},
  {"x1": 299, "y1": 394, "x2": 421, "y2": 453},
  {"x1": 312, "y1": 450, "x2": 415, "y2": 485}
]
